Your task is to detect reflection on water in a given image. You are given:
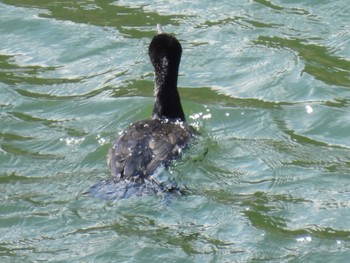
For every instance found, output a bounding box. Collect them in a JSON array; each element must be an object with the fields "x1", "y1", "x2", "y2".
[
  {"x1": 1, "y1": 0, "x2": 350, "y2": 262},
  {"x1": 254, "y1": 36, "x2": 350, "y2": 87},
  {"x1": 0, "y1": 0, "x2": 184, "y2": 38}
]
